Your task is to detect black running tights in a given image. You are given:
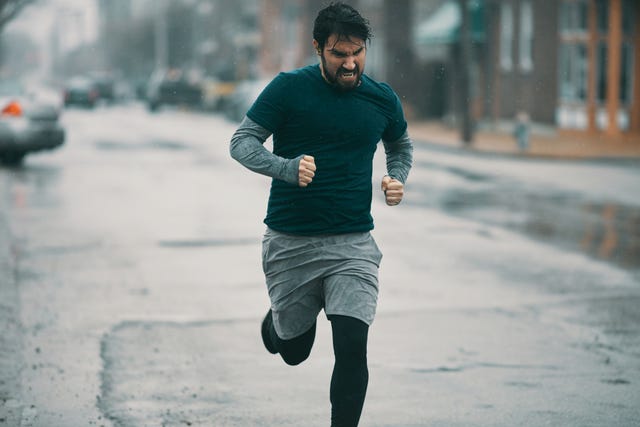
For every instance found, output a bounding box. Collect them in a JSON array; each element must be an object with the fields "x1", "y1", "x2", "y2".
[{"x1": 269, "y1": 314, "x2": 369, "y2": 427}]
